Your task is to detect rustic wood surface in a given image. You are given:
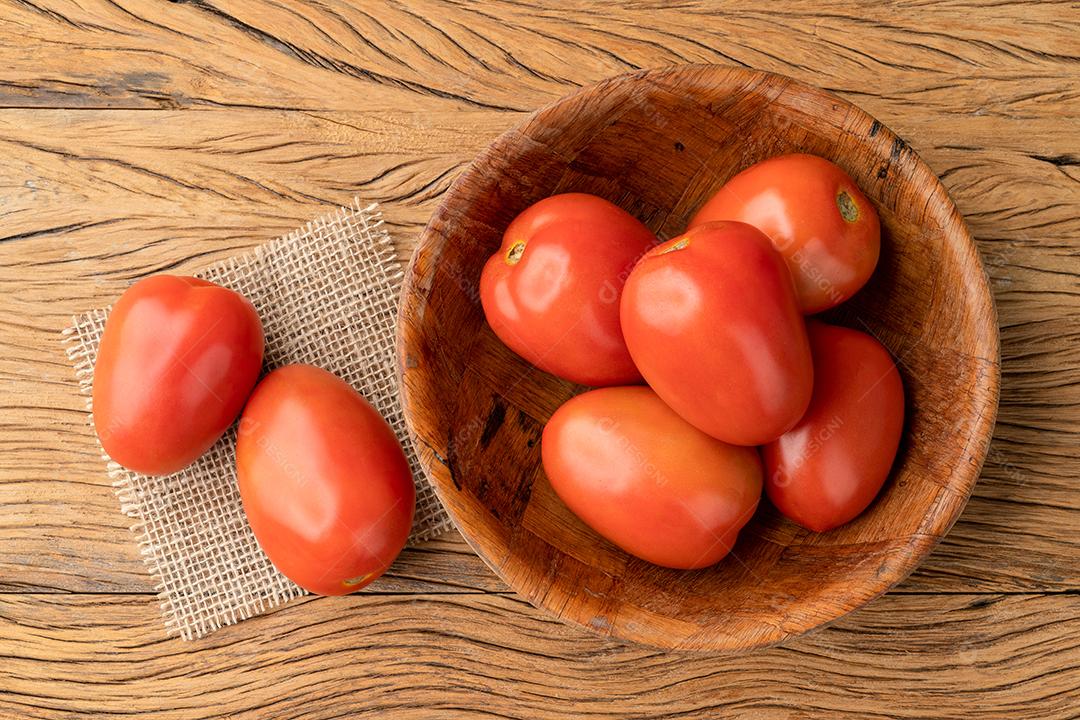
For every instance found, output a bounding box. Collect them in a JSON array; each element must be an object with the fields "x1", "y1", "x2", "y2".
[{"x1": 0, "y1": 0, "x2": 1076, "y2": 717}]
